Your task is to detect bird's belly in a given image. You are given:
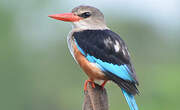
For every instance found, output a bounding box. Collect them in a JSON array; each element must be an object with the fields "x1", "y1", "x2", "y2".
[{"x1": 72, "y1": 42, "x2": 107, "y2": 80}]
